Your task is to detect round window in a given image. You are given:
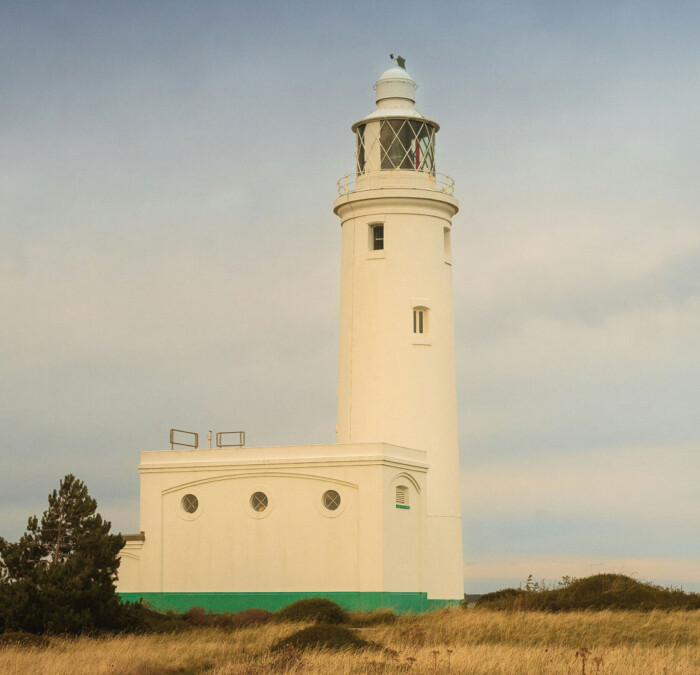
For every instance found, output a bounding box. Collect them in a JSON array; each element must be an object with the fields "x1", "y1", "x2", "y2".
[
  {"x1": 322, "y1": 489, "x2": 341, "y2": 511},
  {"x1": 181, "y1": 493, "x2": 198, "y2": 514},
  {"x1": 250, "y1": 491, "x2": 268, "y2": 512}
]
